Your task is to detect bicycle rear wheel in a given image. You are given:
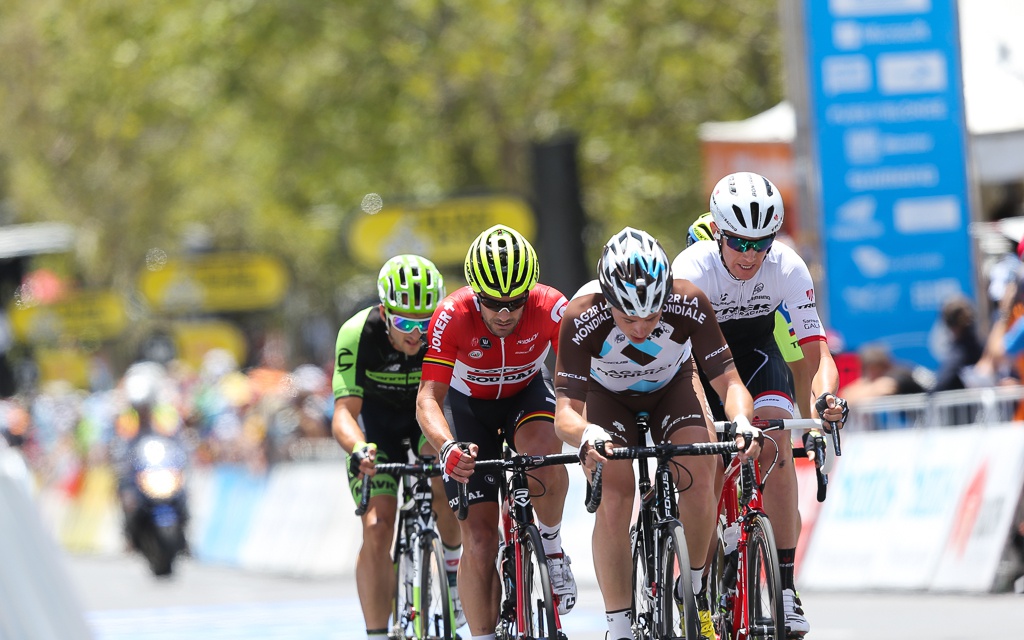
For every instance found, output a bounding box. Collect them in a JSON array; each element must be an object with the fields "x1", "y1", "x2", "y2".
[
  {"x1": 416, "y1": 530, "x2": 454, "y2": 640},
  {"x1": 744, "y1": 514, "x2": 784, "y2": 640},
  {"x1": 656, "y1": 521, "x2": 700, "y2": 640},
  {"x1": 708, "y1": 523, "x2": 736, "y2": 640},
  {"x1": 519, "y1": 524, "x2": 558, "y2": 639}
]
